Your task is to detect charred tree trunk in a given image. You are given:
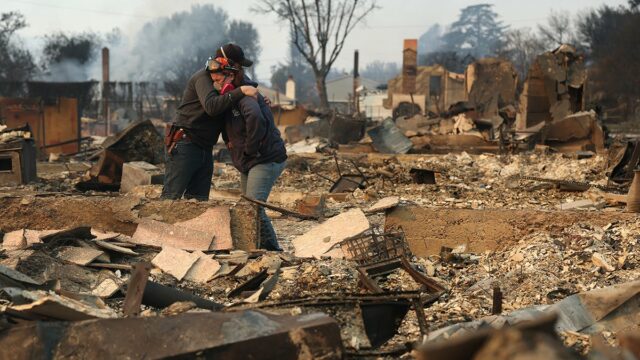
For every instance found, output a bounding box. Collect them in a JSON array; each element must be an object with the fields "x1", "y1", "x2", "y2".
[{"x1": 314, "y1": 71, "x2": 330, "y2": 111}]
